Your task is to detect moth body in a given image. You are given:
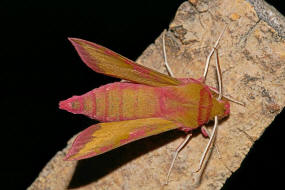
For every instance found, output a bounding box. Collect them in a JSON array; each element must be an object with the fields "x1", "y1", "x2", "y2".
[{"x1": 60, "y1": 80, "x2": 229, "y2": 130}]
